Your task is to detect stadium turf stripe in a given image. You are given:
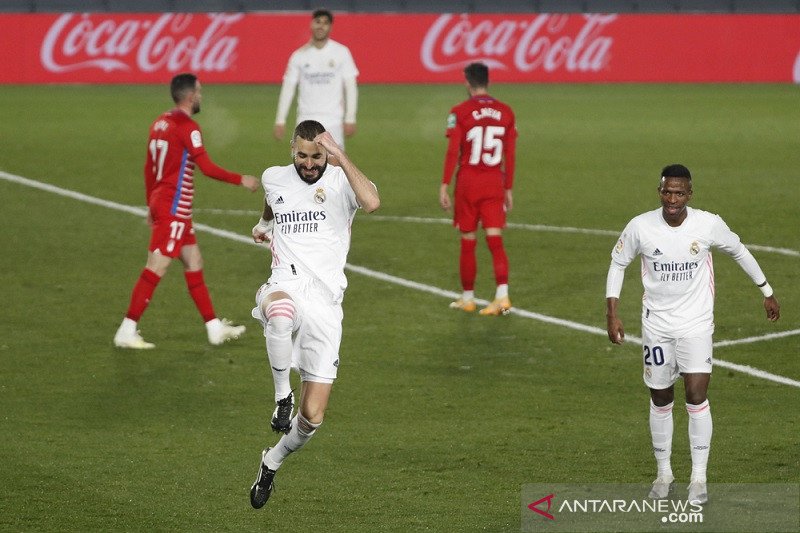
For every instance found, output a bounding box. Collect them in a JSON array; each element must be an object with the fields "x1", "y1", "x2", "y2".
[{"x1": 3, "y1": 169, "x2": 799, "y2": 389}]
